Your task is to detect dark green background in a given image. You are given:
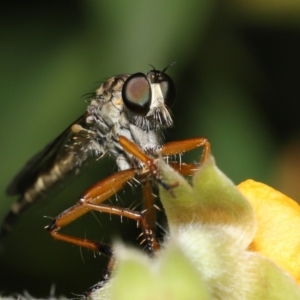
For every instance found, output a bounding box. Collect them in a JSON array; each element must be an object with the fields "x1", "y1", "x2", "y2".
[{"x1": 1, "y1": 1, "x2": 300, "y2": 298}]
